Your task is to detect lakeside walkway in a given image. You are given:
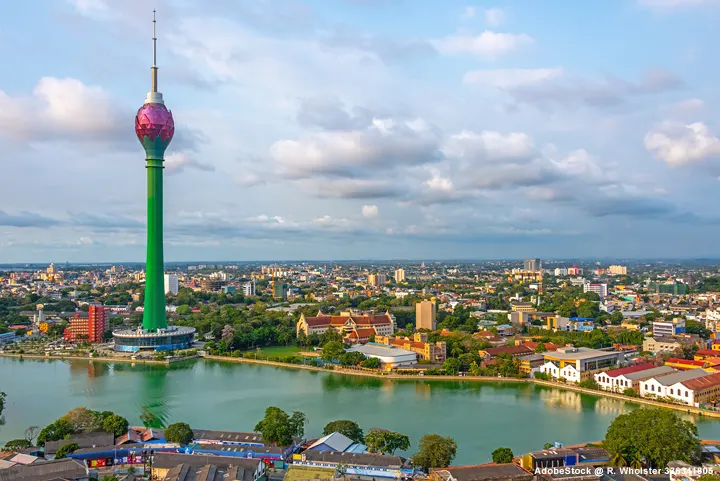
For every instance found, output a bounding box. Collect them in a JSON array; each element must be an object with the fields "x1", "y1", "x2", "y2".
[{"x1": 4, "y1": 351, "x2": 720, "y2": 419}]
